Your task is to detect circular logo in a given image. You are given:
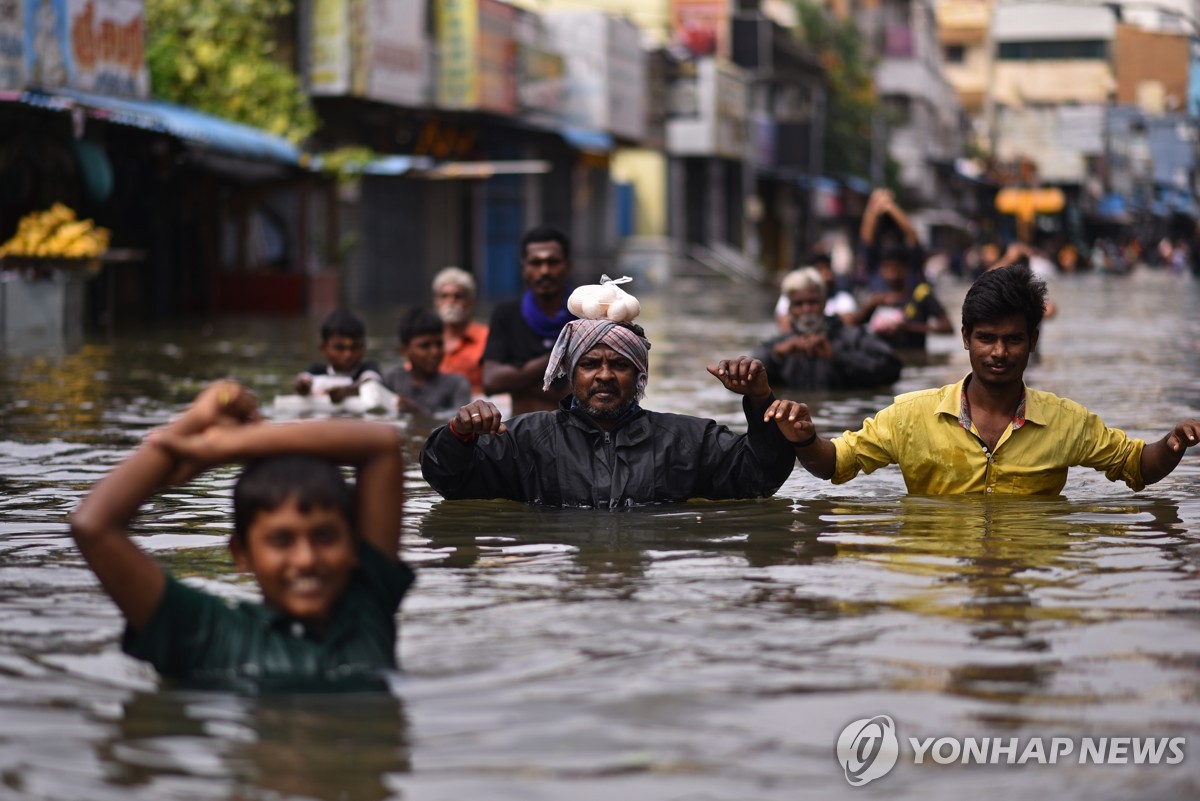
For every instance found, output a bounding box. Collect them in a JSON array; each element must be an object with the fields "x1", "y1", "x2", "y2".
[{"x1": 836, "y1": 715, "x2": 899, "y2": 786}]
